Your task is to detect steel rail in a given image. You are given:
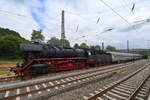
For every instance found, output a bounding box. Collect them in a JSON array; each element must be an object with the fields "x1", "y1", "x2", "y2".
[
  {"x1": 87, "y1": 62, "x2": 150, "y2": 100},
  {"x1": 127, "y1": 68, "x2": 150, "y2": 100}
]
